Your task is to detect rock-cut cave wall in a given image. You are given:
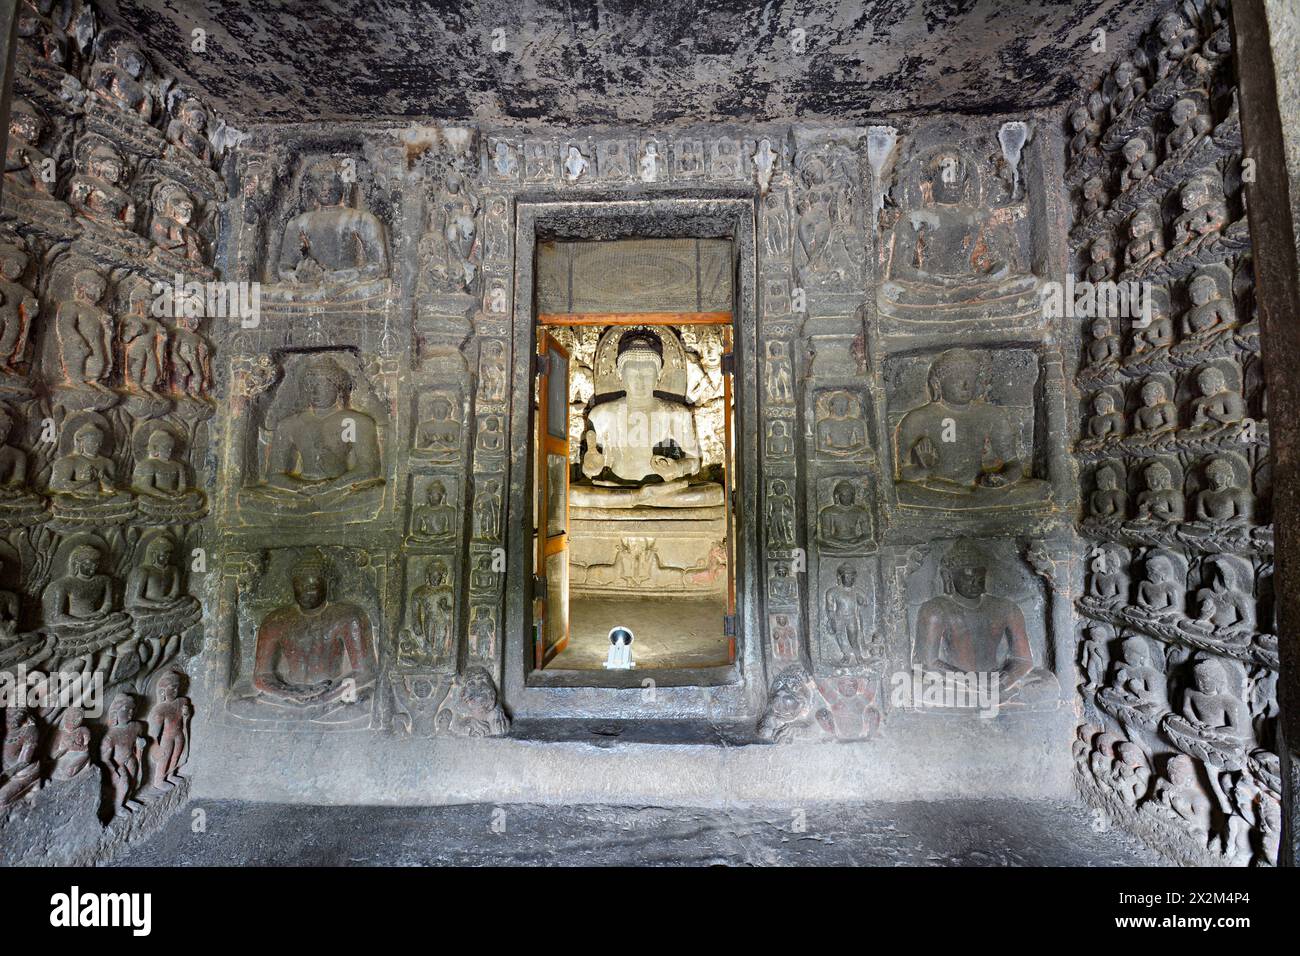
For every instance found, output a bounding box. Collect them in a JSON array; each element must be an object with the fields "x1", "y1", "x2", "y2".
[
  {"x1": 1068, "y1": 0, "x2": 1282, "y2": 866},
  {"x1": 0, "y1": 0, "x2": 1285, "y2": 869},
  {"x1": 0, "y1": 0, "x2": 226, "y2": 863}
]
